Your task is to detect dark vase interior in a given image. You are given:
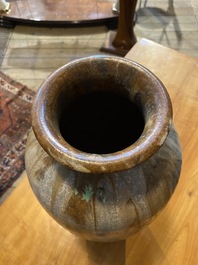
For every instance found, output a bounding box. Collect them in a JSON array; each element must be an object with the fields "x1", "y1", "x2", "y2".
[{"x1": 59, "y1": 91, "x2": 145, "y2": 154}]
